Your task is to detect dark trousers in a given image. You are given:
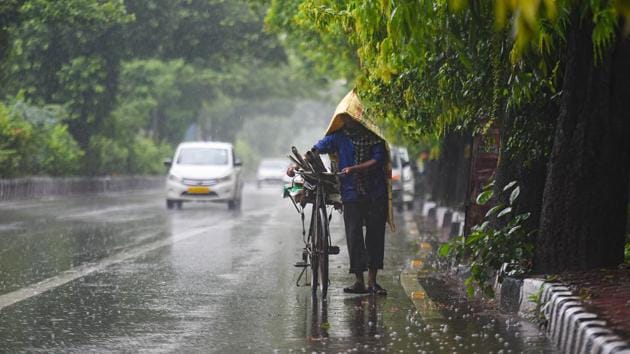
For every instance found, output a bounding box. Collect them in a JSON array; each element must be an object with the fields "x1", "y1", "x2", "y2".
[{"x1": 343, "y1": 197, "x2": 387, "y2": 274}]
